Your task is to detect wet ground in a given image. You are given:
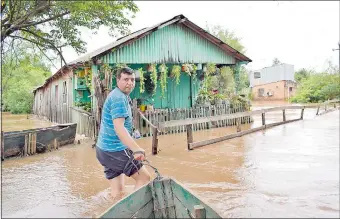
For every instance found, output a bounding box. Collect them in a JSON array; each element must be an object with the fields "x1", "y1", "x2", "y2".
[{"x1": 1, "y1": 105, "x2": 339, "y2": 218}]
